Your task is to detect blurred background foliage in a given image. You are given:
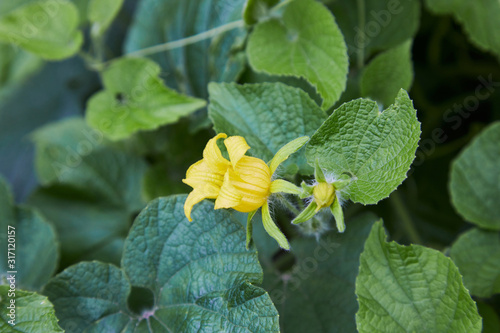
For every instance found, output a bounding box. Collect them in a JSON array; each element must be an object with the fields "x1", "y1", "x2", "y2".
[{"x1": 1, "y1": 0, "x2": 499, "y2": 330}]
